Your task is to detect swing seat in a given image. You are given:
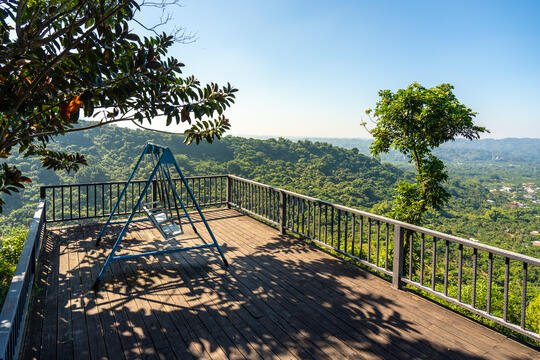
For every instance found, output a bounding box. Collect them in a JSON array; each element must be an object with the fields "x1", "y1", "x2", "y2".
[
  {"x1": 160, "y1": 221, "x2": 183, "y2": 239},
  {"x1": 143, "y1": 205, "x2": 184, "y2": 239}
]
